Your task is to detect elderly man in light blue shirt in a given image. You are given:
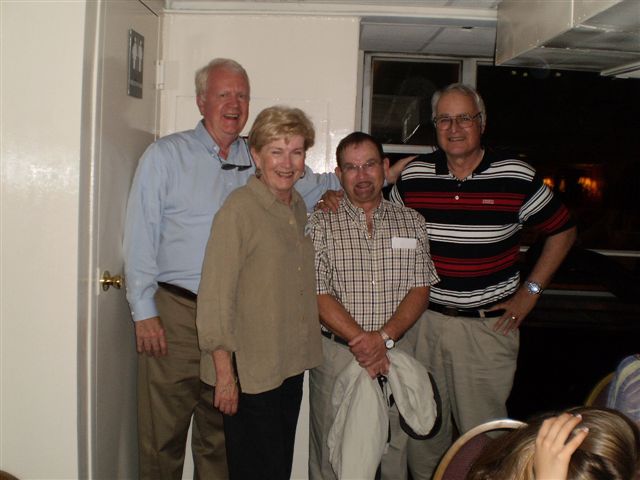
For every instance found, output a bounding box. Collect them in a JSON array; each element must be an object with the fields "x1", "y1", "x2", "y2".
[
  {"x1": 125, "y1": 120, "x2": 336, "y2": 322},
  {"x1": 123, "y1": 58, "x2": 342, "y2": 480}
]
